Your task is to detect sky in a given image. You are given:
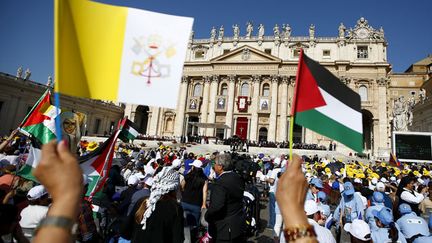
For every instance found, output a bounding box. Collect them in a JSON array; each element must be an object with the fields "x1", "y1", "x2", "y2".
[{"x1": 0, "y1": 0, "x2": 431, "y2": 84}]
